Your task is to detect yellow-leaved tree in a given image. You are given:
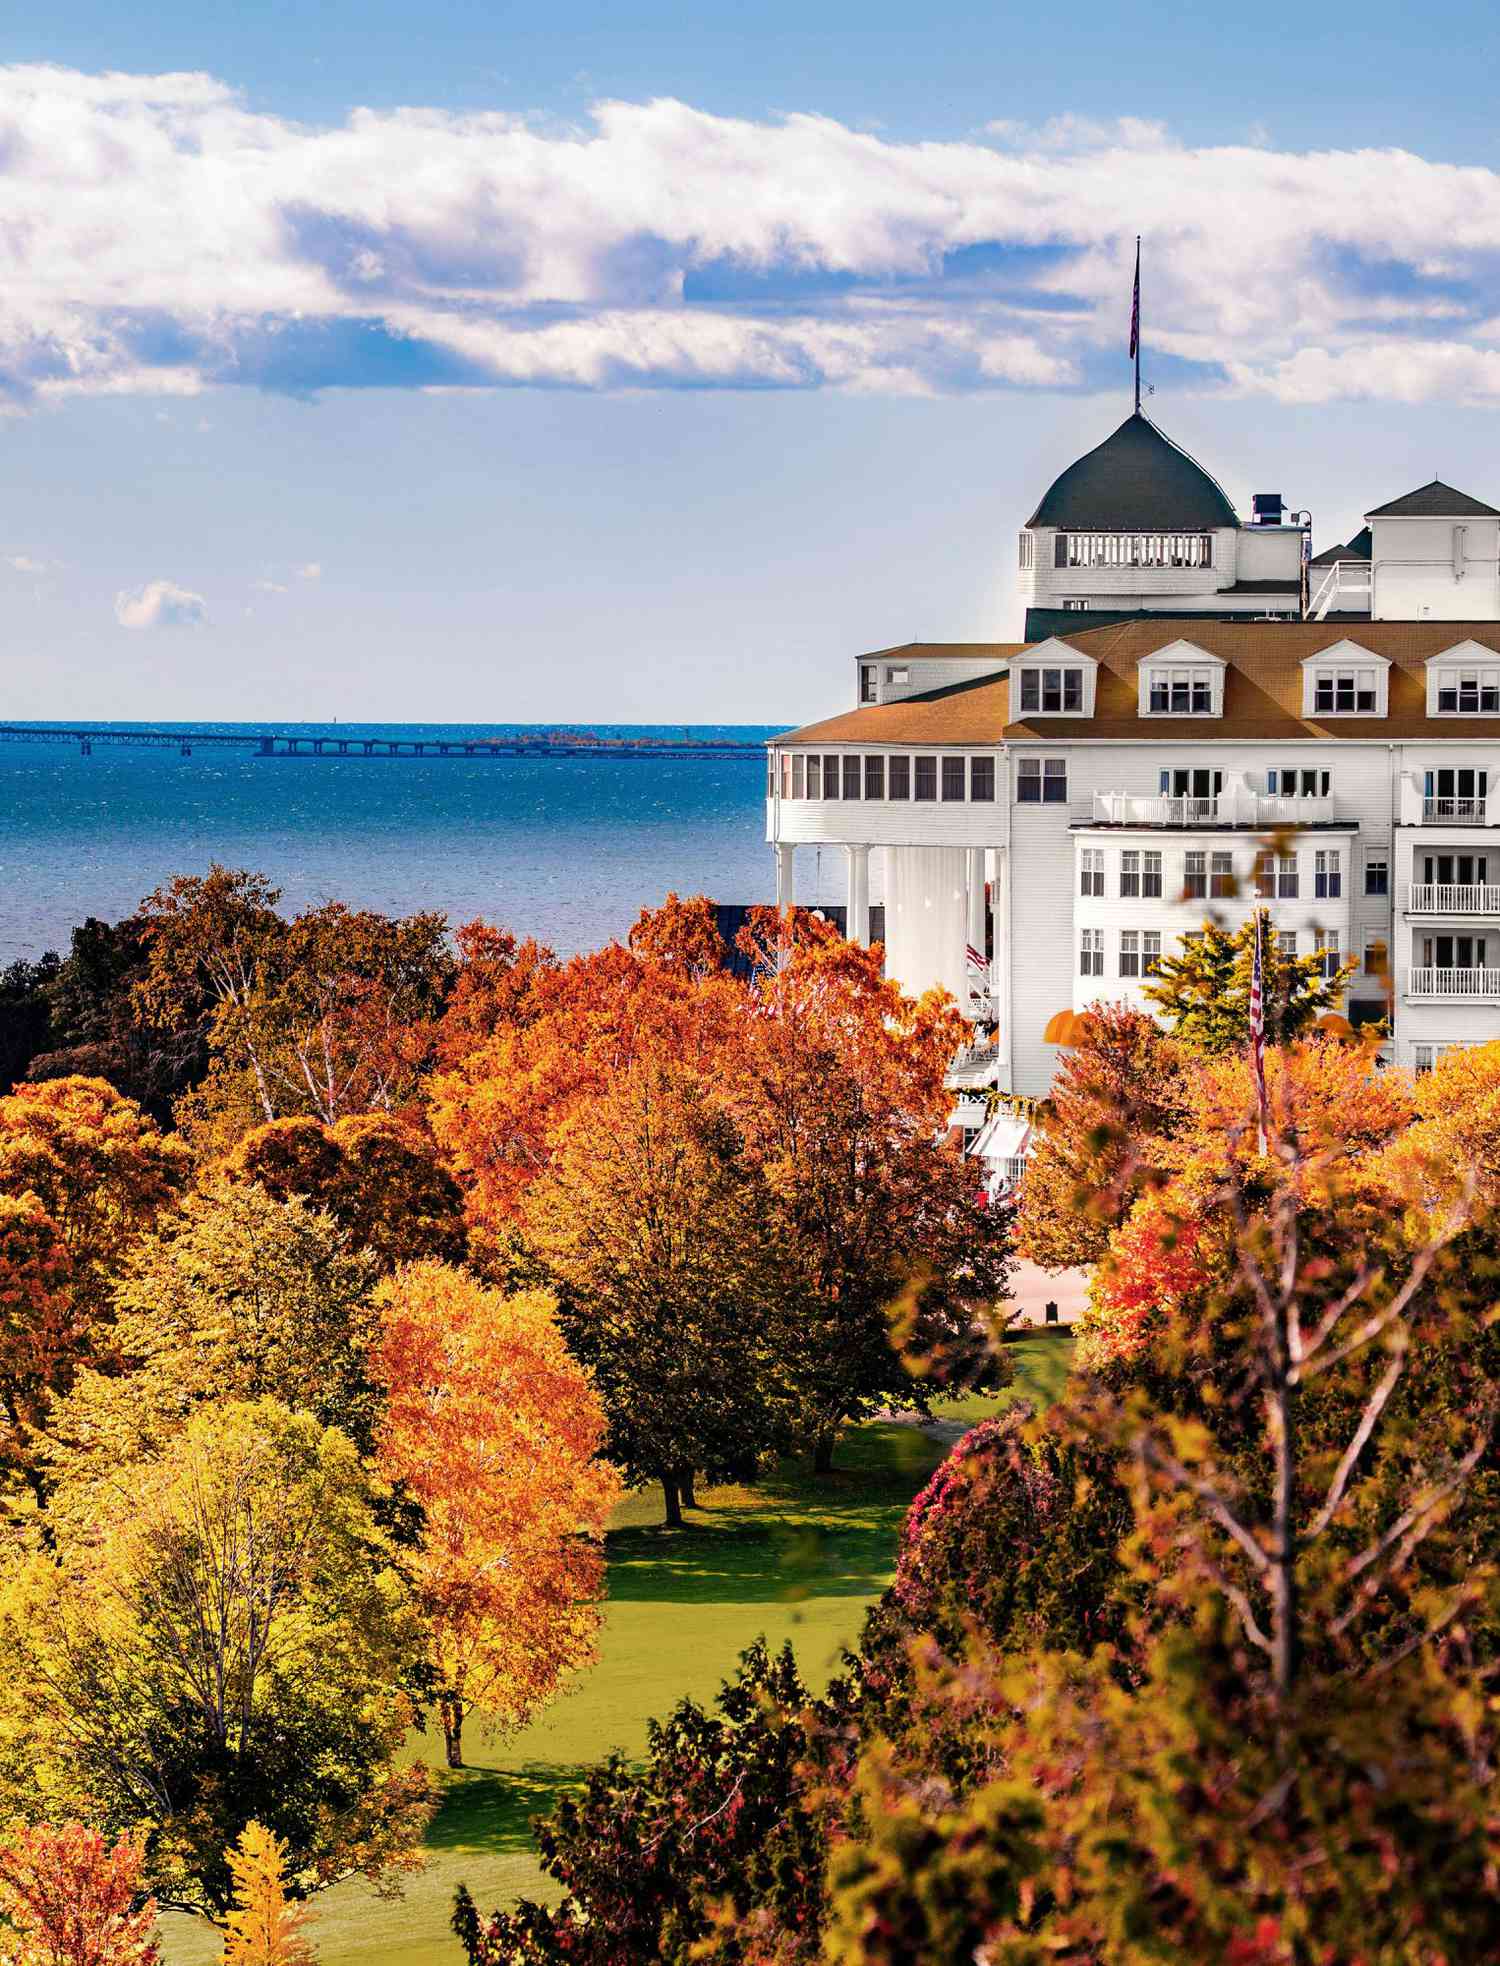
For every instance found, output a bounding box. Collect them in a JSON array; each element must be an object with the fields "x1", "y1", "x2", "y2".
[
  {"x1": 221, "y1": 1823, "x2": 316, "y2": 1965},
  {"x1": 374, "y1": 1262, "x2": 619, "y2": 1767}
]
